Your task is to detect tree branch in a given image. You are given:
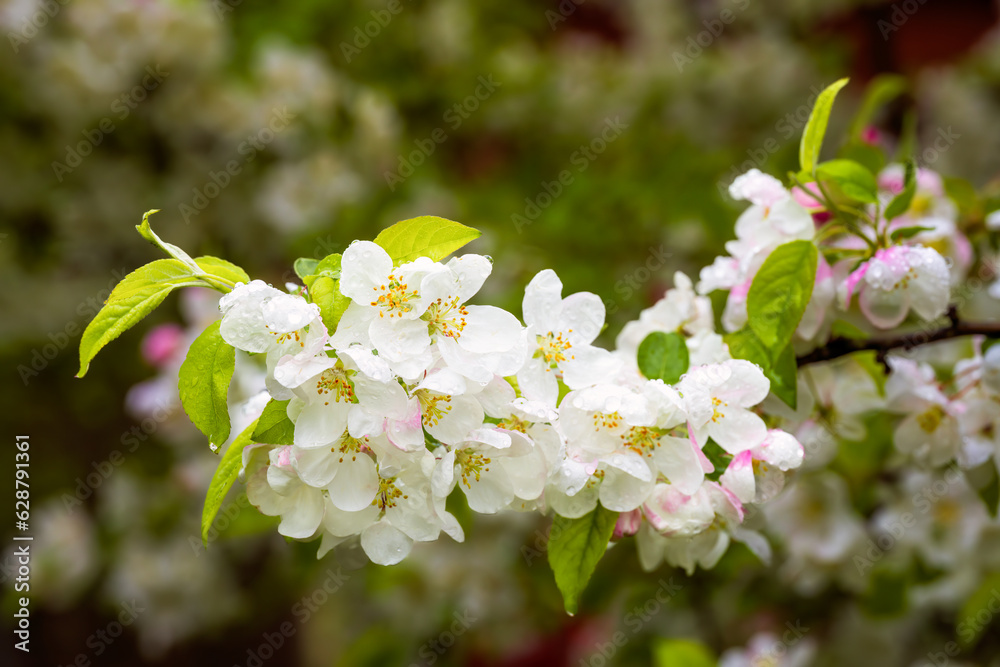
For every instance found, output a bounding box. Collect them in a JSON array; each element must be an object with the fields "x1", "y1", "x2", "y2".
[{"x1": 796, "y1": 307, "x2": 1000, "y2": 367}]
